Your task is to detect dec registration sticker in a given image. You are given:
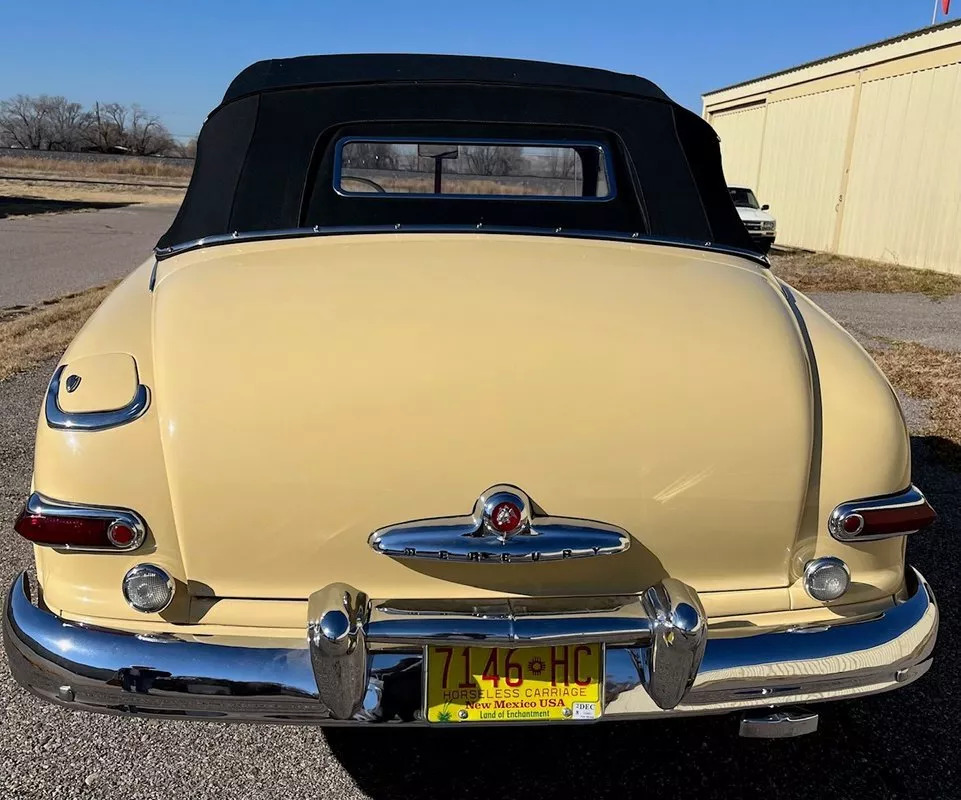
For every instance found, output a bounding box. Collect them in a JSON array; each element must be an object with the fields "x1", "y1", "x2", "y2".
[{"x1": 425, "y1": 644, "x2": 602, "y2": 723}]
